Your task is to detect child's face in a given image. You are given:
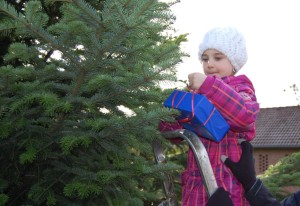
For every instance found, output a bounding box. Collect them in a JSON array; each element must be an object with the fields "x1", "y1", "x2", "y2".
[{"x1": 201, "y1": 49, "x2": 235, "y2": 78}]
